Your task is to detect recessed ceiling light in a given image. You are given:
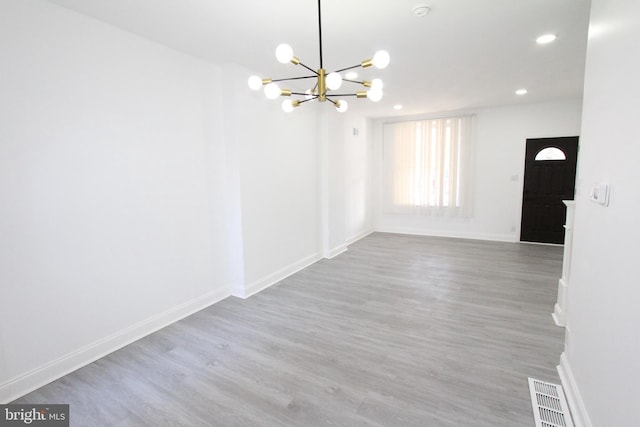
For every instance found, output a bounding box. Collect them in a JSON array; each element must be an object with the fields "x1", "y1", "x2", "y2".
[
  {"x1": 412, "y1": 5, "x2": 431, "y2": 17},
  {"x1": 536, "y1": 34, "x2": 557, "y2": 44},
  {"x1": 515, "y1": 89, "x2": 528, "y2": 95},
  {"x1": 393, "y1": 104, "x2": 403, "y2": 110},
  {"x1": 345, "y1": 71, "x2": 358, "y2": 79}
]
